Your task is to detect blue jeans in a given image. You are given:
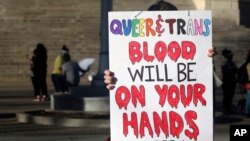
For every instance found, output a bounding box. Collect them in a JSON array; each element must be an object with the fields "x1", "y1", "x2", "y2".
[
  {"x1": 51, "y1": 74, "x2": 66, "y2": 92},
  {"x1": 246, "y1": 90, "x2": 250, "y2": 114}
]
